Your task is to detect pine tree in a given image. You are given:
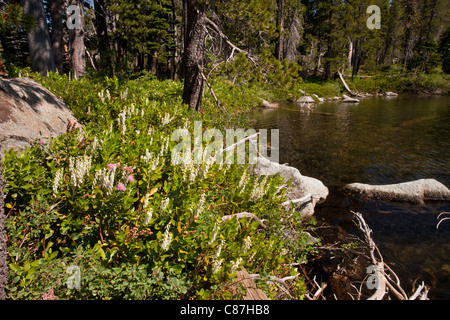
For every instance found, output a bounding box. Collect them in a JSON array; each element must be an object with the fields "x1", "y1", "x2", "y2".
[{"x1": 109, "y1": 0, "x2": 173, "y2": 76}]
